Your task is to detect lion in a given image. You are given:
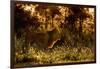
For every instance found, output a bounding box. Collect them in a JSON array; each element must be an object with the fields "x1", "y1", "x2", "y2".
[{"x1": 25, "y1": 26, "x2": 61, "y2": 50}]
